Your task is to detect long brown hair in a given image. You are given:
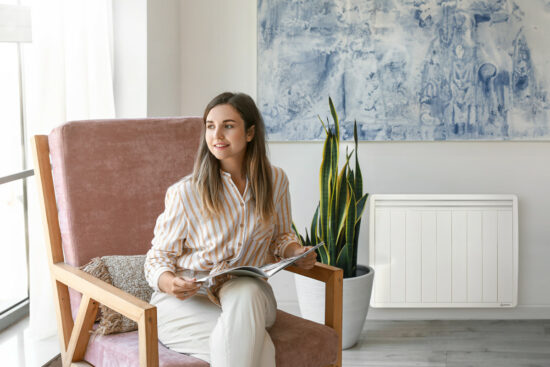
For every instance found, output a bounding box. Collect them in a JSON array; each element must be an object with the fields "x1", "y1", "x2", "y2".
[{"x1": 192, "y1": 92, "x2": 274, "y2": 221}]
